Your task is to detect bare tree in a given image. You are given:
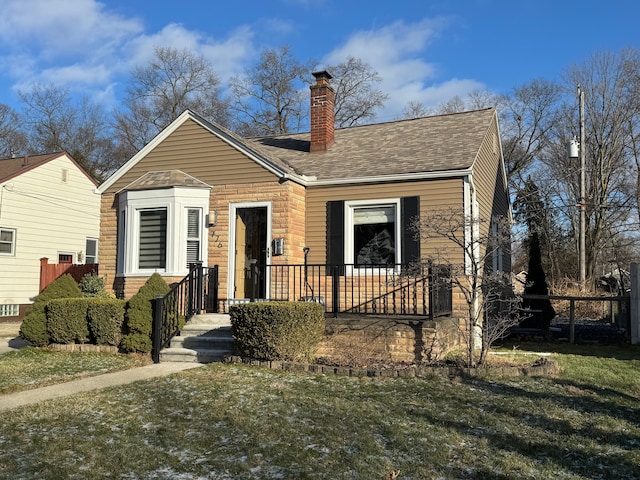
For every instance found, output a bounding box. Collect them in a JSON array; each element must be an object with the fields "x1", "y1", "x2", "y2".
[
  {"x1": 416, "y1": 209, "x2": 517, "y2": 367},
  {"x1": 543, "y1": 49, "x2": 640, "y2": 284},
  {"x1": 0, "y1": 104, "x2": 27, "y2": 158},
  {"x1": 19, "y1": 84, "x2": 115, "y2": 181},
  {"x1": 114, "y1": 46, "x2": 229, "y2": 154},
  {"x1": 325, "y1": 57, "x2": 388, "y2": 127},
  {"x1": 229, "y1": 46, "x2": 312, "y2": 136},
  {"x1": 401, "y1": 100, "x2": 431, "y2": 119}
]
